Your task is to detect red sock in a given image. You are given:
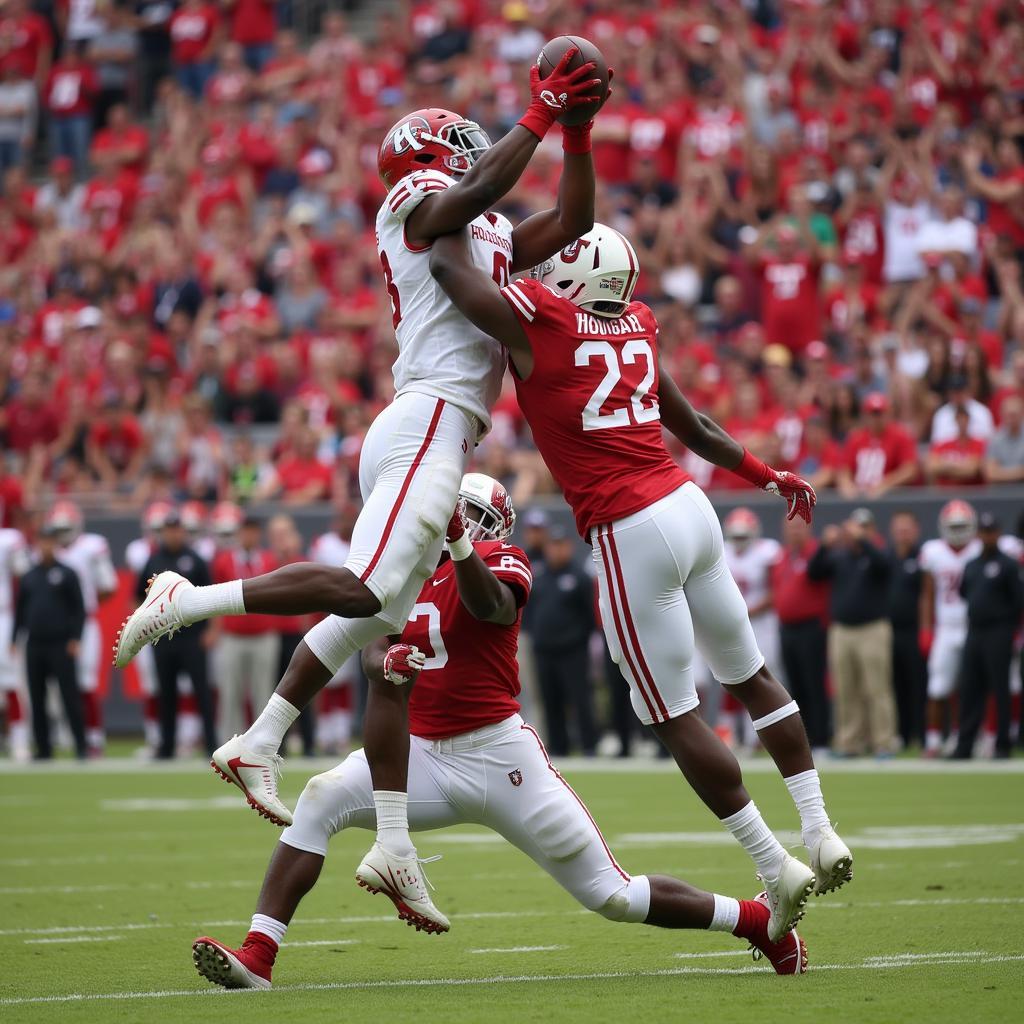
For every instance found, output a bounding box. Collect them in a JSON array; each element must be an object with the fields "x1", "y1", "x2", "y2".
[
  {"x1": 242, "y1": 930, "x2": 279, "y2": 965},
  {"x1": 143, "y1": 695, "x2": 158, "y2": 722},
  {"x1": 732, "y1": 899, "x2": 768, "y2": 941},
  {"x1": 984, "y1": 696, "x2": 998, "y2": 736},
  {"x1": 82, "y1": 691, "x2": 102, "y2": 731},
  {"x1": 6, "y1": 690, "x2": 23, "y2": 723}
]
